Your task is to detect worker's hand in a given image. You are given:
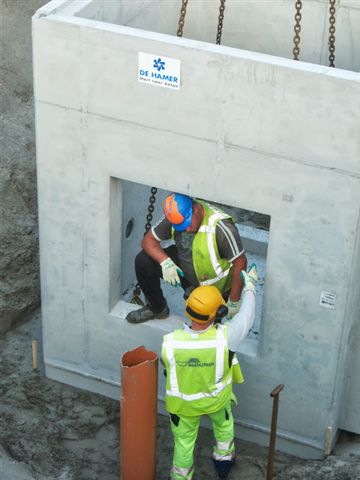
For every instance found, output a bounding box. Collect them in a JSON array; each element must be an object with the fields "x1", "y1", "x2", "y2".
[
  {"x1": 160, "y1": 258, "x2": 184, "y2": 286},
  {"x1": 226, "y1": 299, "x2": 240, "y2": 318},
  {"x1": 241, "y1": 263, "x2": 258, "y2": 293}
]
